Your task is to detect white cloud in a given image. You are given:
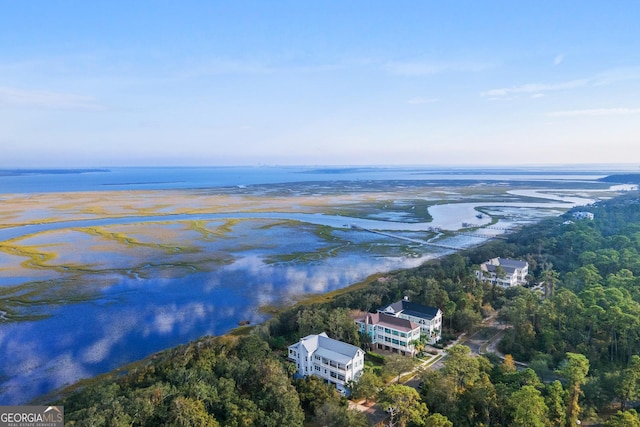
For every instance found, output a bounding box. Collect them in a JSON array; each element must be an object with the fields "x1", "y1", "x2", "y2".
[
  {"x1": 553, "y1": 54, "x2": 565, "y2": 65},
  {"x1": 531, "y1": 93, "x2": 545, "y2": 99},
  {"x1": 548, "y1": 107, "x2": 640, "y2": 117},
  {"x1": 592, "y1": 66, "x2": 640, "y2": 86},
  {"x1": 483, "y1": 65, "x2": 640, "y2": 99},
  {"x1": 407, "y1": 97, "x2": 438, "y2": 104},
  {"x1": 481, "y1": 79, "x2": 588, "y2": 97},
  {"x1": 0, "y1": 86, "x2": 106, "y2": 111}
]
